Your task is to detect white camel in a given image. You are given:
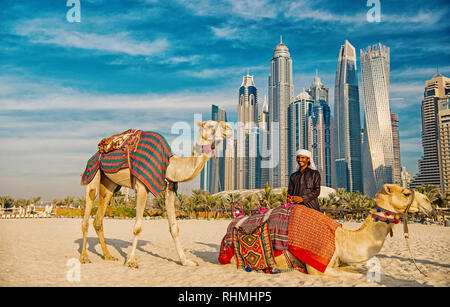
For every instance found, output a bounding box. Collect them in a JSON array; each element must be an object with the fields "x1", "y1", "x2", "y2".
[
  {"x1": 230, "y1": 184, "x2": 434, "y2": 276},
  {"x1": 80, "y1": 120, "x2": 233, "y2": 268}
]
